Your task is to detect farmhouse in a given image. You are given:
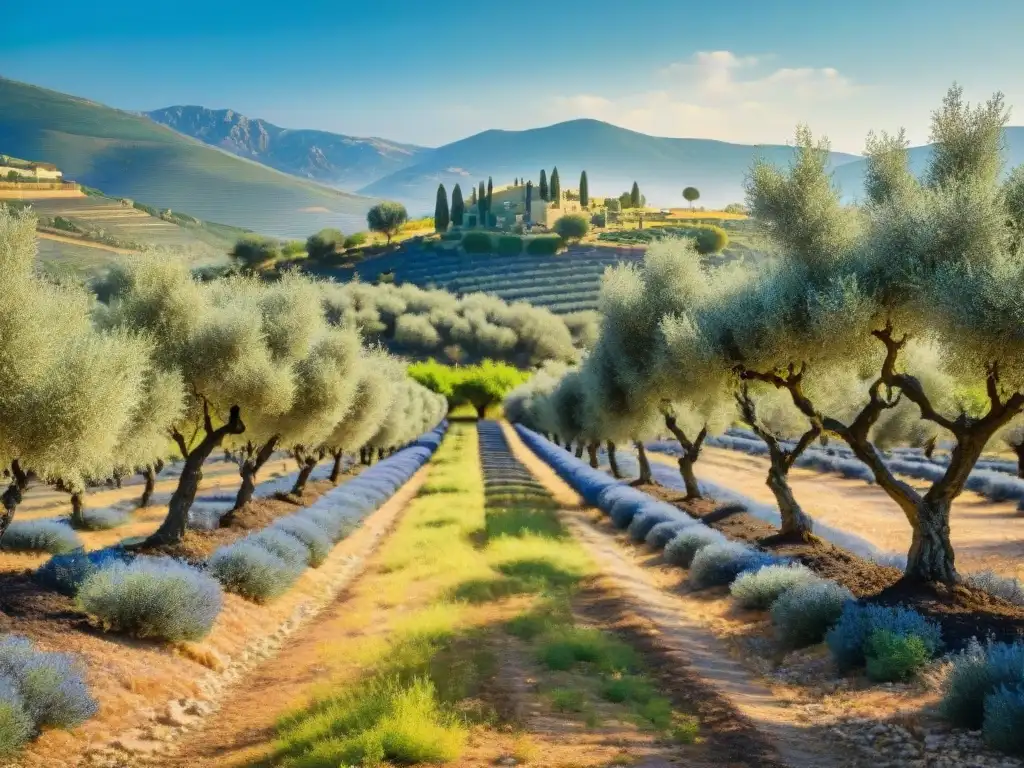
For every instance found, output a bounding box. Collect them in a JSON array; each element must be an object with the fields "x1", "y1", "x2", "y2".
[
  {"x1": 0, "y1": 155, "x2": 63, "y2": 180},
  {"x1": 471, "y1": 184, "x2": 583, "y2": 229}
]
